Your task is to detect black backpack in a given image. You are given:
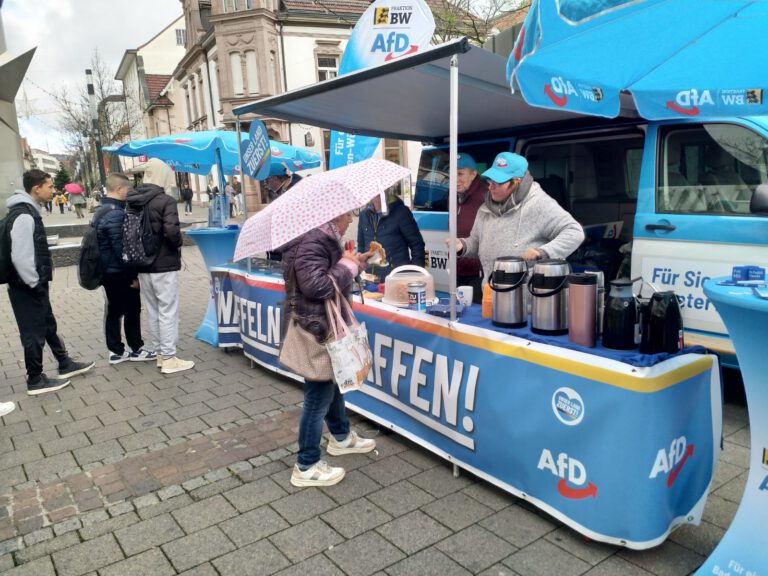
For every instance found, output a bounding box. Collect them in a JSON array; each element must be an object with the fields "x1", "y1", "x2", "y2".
[
  {"x1": 122, "y1": 203, "x2": 159, "y2": 267},
  {"x1": 77, "y1": 204, "x2": 116, "y2": 290}
]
